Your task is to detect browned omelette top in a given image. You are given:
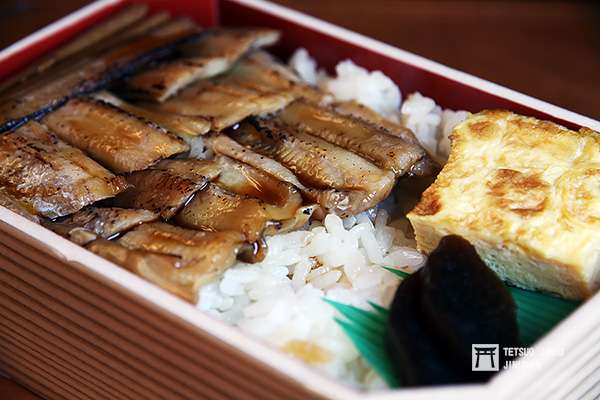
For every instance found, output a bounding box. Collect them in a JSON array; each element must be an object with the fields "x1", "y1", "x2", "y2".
[{"x1": 409, "y1": 110, "x2": 600, "y2": 268}]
